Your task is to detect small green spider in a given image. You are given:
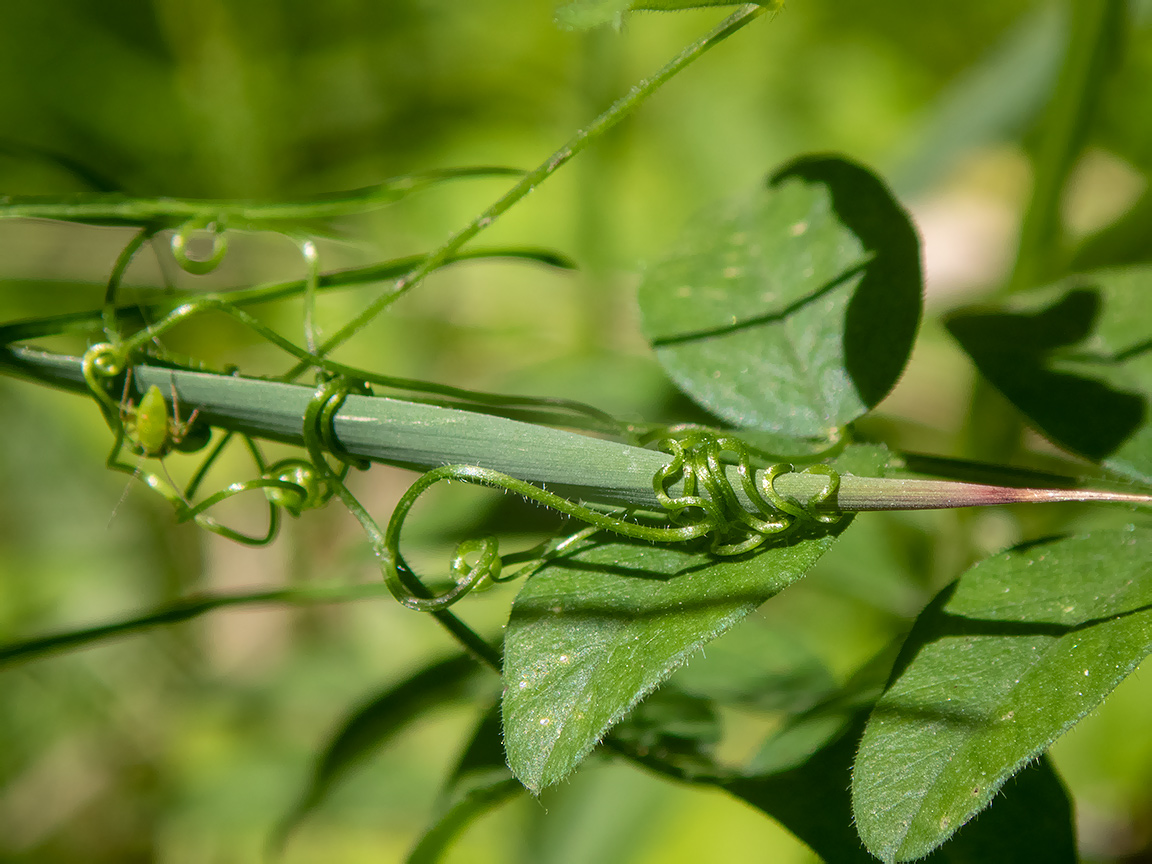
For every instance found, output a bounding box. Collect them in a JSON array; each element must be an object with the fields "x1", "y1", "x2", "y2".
[
  {"x1": 118, "y1": 371, "x2": 209, "y2": 469},
  {"x1": 122, "y1": 380, "x2": 200, "y2": 458},
  {"x1": 112, "y1": 374, "x2": 213, "y2": 511}
]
